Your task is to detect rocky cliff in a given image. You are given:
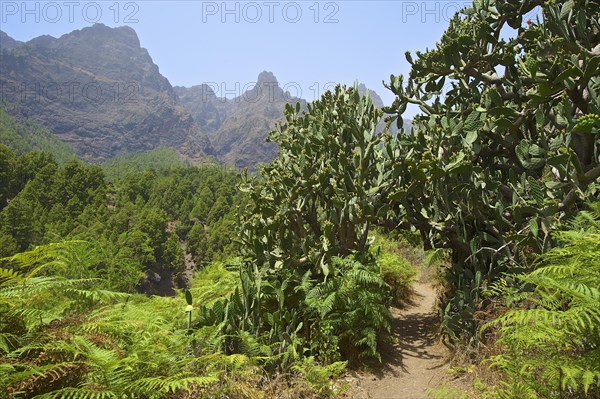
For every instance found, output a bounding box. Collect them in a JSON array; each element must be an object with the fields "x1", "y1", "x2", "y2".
[
  {"x1": 176, "y1": 71, "x2": 306, "y2": 169},
  {"x1": 0, "y1": 25, "x2": 212, "y2": 162}
]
